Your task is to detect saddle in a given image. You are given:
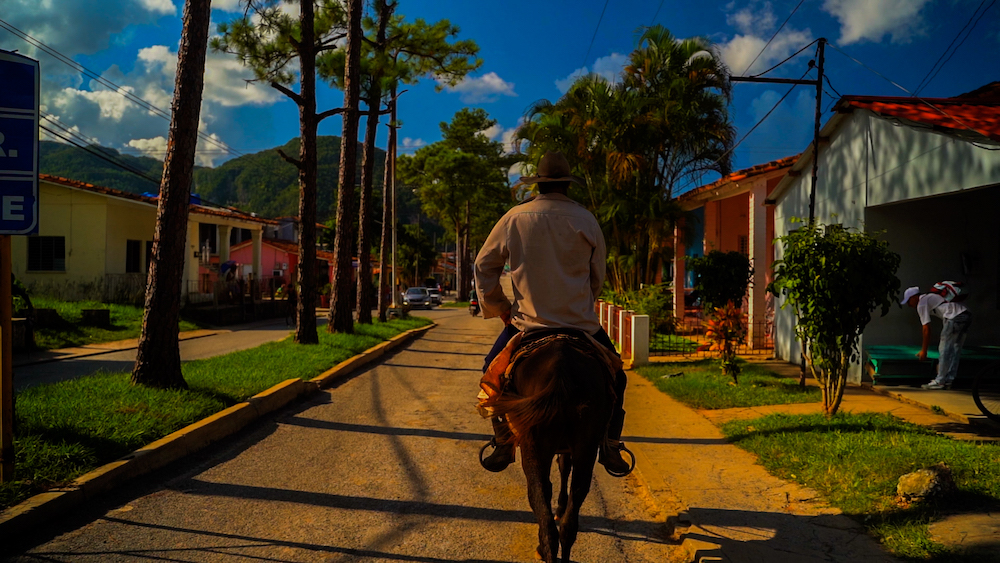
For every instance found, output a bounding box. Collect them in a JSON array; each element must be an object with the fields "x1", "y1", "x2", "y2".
[{"x1": 477, "y1": 330, "x2": 622, "y2": 419}]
